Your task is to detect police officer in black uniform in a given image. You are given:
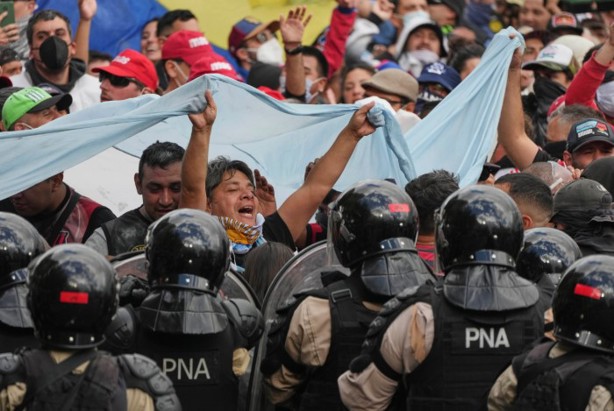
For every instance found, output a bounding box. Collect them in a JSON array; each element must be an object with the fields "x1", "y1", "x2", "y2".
[
  {"x1": 516, "y1": 227, "x2": 583, "y2": 339},
  {"x1": 517, "y1": 227, "x2": 583, "y2": 288},
  {"x1": 0, "y1": 212, "x2": 46, "y2": 352},
  {"x1": 261, "y1": 179, "x2": 435, "y2": 410},
  {"x1": 489, "y1": 255, "x2": 614, "y2": 410},
  {"x1": 105, "y1": 209, "x2": 263, "y2": 411},
  {"x1": 339, "y1": 185, "x2": 546, "y2": 410},
  {"x1": 0, "y1": 244, "x2": 180, "y2": 411}
]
